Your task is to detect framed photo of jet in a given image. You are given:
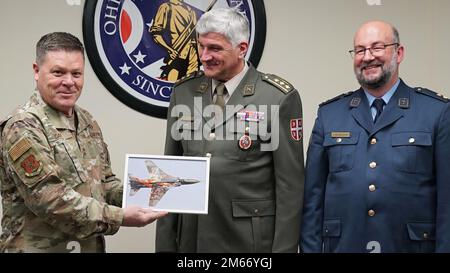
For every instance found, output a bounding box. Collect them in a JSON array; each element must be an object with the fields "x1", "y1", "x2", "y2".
[{"x1": 123, "y1": 154, "x2": 210, "y2": 214}]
